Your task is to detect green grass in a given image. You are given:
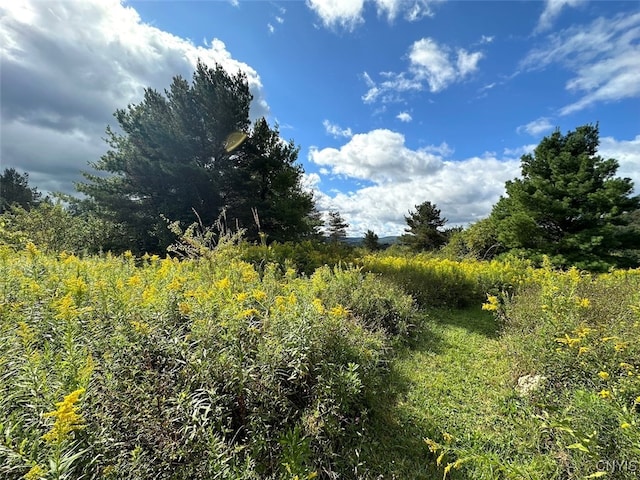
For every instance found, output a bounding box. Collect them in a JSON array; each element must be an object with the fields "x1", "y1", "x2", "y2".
[{"x1": 361, "y1": 307, "x2": 554, "y2": 479}]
